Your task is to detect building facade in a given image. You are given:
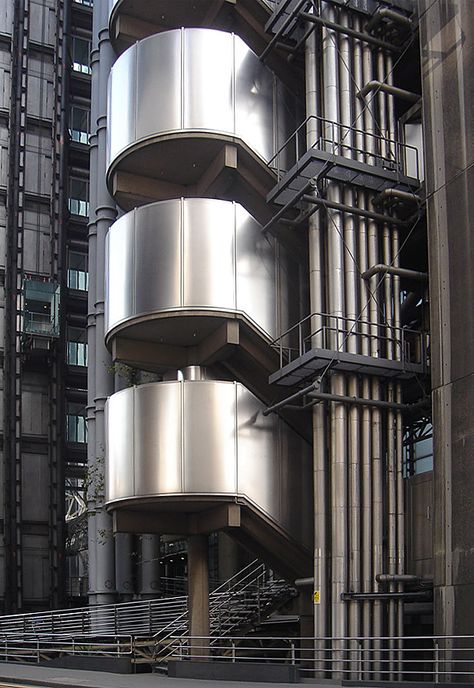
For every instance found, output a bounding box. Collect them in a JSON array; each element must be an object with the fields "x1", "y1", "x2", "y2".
[
  {"x1": 1, "y1": 0, "x2": 474, "y2": 652},
  {"x1": 1, "y1": 0, "x2": 91, "y2": 612}
]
